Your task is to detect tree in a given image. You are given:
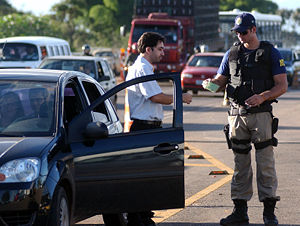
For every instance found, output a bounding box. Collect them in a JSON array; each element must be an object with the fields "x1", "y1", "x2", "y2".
[
  {"x1": 277, "y1": 8, "x2": 300, "y2": 33},
  {"x1": 50, "y1": 0, "x2": 85, "y2": 49},
  {"x1": 0, "y1": 0, "x2": 16, "y2": 16},
  {"x1": 0, "y1": 14, "x2": 59, "y2": 38},
  {"x1": 49, "y1": 0, "x2": 134, "y2": 49},
  {"x1": 220, "y1": 0, "x2": 278, "y2": 14}
]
